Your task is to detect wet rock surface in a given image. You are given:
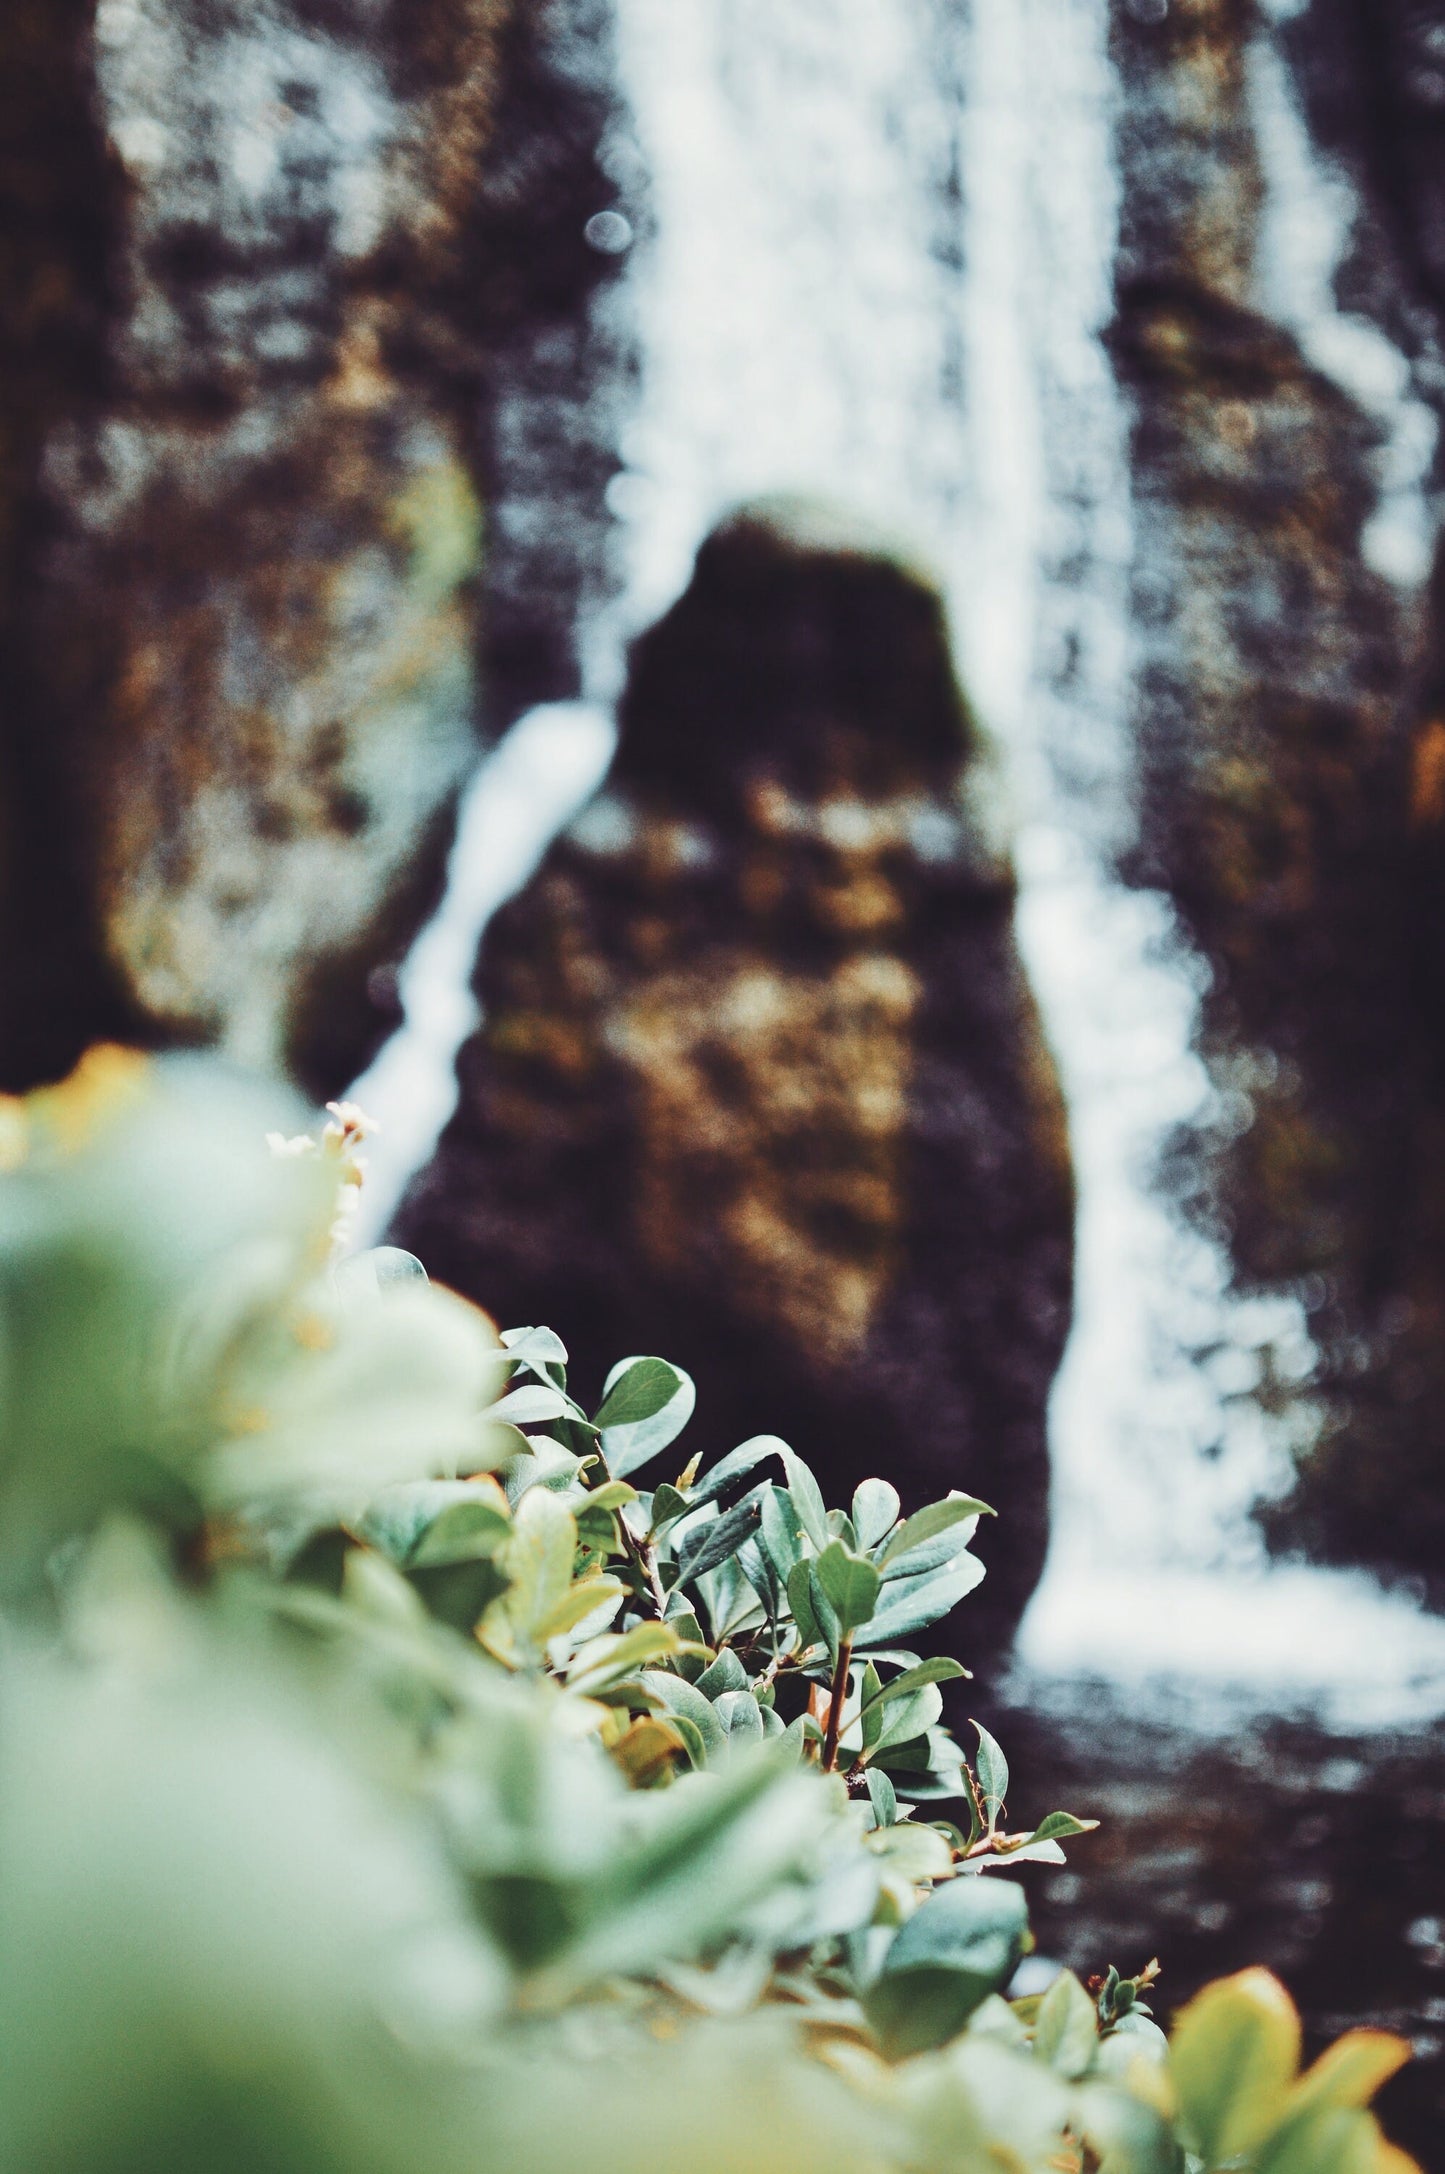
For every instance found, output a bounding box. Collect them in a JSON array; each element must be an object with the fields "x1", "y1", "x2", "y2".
[
  {"x1": 1111, "y1": 0, "x2": 1445, "y2": 1590},
  {"x1": 399, "y1": 509, "x2": 1075, "y2": 1653},
  {"x1": 990, "y1": 1680, "x2": 1445, "y2": 2168},
  {"x1": 0, "y1": 0, "x2": 632, "y2": 1099}
]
